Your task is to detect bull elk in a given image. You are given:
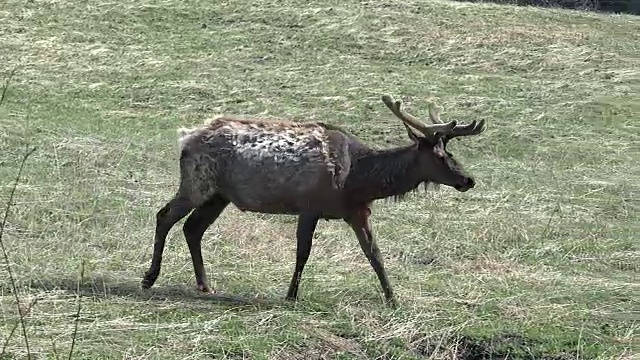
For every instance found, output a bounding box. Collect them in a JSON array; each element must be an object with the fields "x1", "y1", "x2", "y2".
[{"x1": 141, "y1": 94, "x2": 486, "y2": 307}]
